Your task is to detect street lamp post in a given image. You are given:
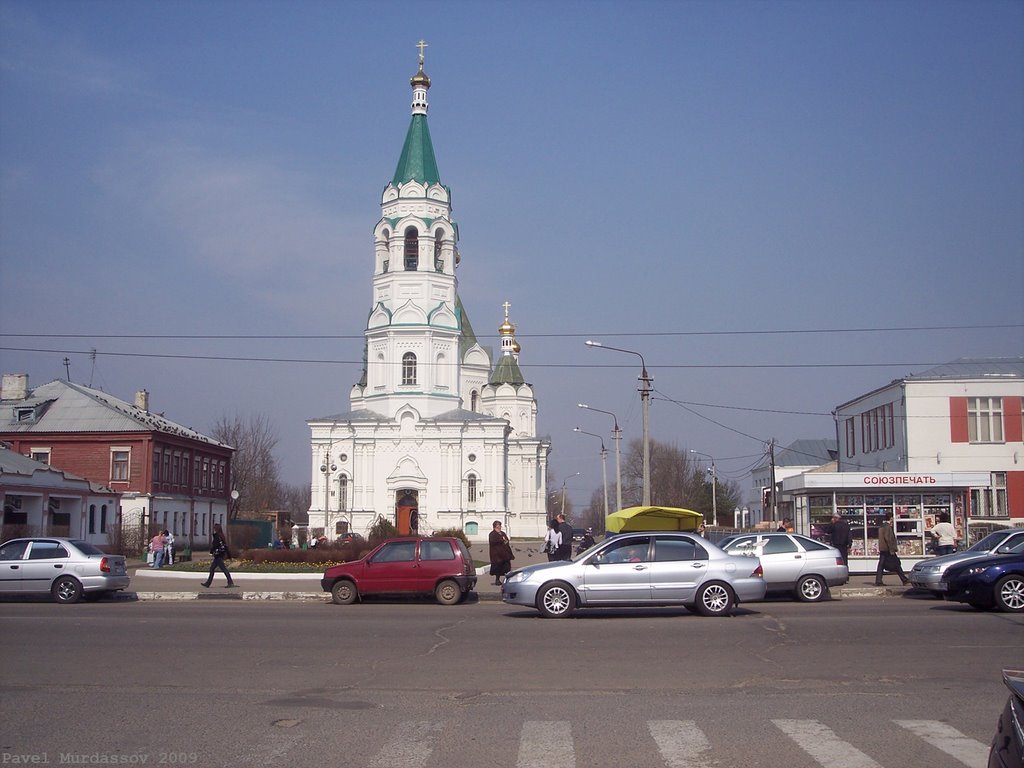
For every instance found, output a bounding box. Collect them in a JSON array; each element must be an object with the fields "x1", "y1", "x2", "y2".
[
  {"x1": 578, "y1": 403, "x2": 622, "y2": 513},
  {"x1": 574, "y1": 427, "x2": 609, "y2": 520},
  {"x1": 689, "y1": 450, "x2": 717, "y2": 527},
  {"x1": 319, "y1": 445, "x2": 337, "y2": 535},
  {"x1": 560, "y1": 472, "x2": 581, "y2": 516},
  {"x1": 585, "y1": 340, "x2": 652, "y2": 506}
]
